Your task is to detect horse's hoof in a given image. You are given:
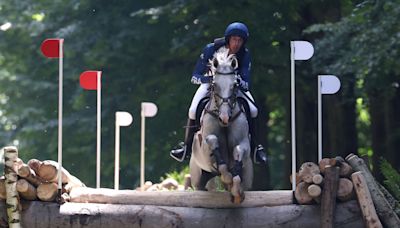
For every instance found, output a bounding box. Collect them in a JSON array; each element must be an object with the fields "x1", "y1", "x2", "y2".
[
  {"x1": 219, "y1": 164, "x2": 233, "y2": 184},
  {"x1": 221, "y1": 172, "x2": 233, "y2": 185},
  {"x1": 230, "y1": 193, "x2": 245, "y2": 204}
]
